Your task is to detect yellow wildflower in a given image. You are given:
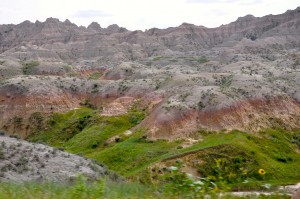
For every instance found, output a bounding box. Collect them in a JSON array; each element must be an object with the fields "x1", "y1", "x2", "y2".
[{"x1": 258, "y1": 169, "x2": 266, "y2": 175}]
